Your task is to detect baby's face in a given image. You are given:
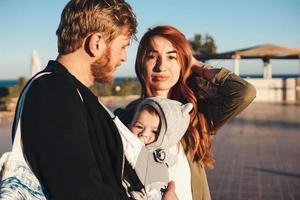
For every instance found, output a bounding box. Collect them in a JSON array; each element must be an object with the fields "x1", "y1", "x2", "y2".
[{"x1": 130, "y1": 110, "x2": 160, "y2": 145}]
